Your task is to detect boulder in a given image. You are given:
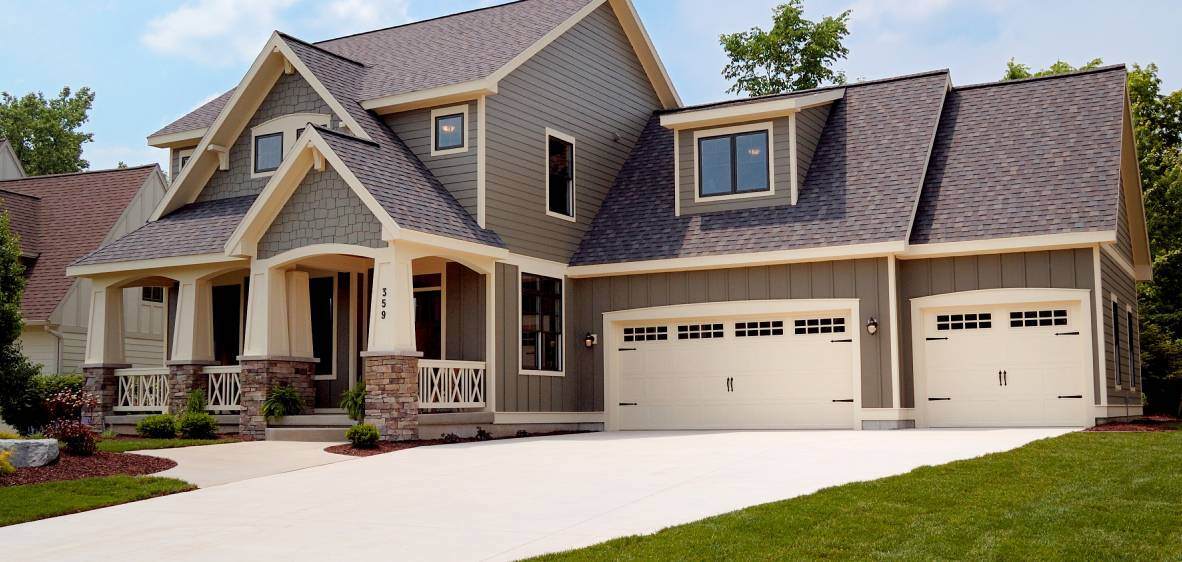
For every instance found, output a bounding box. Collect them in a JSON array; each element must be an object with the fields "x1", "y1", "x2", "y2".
[{"x1": 0, "y1": 439, "x2": 60, "y2": 468}]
